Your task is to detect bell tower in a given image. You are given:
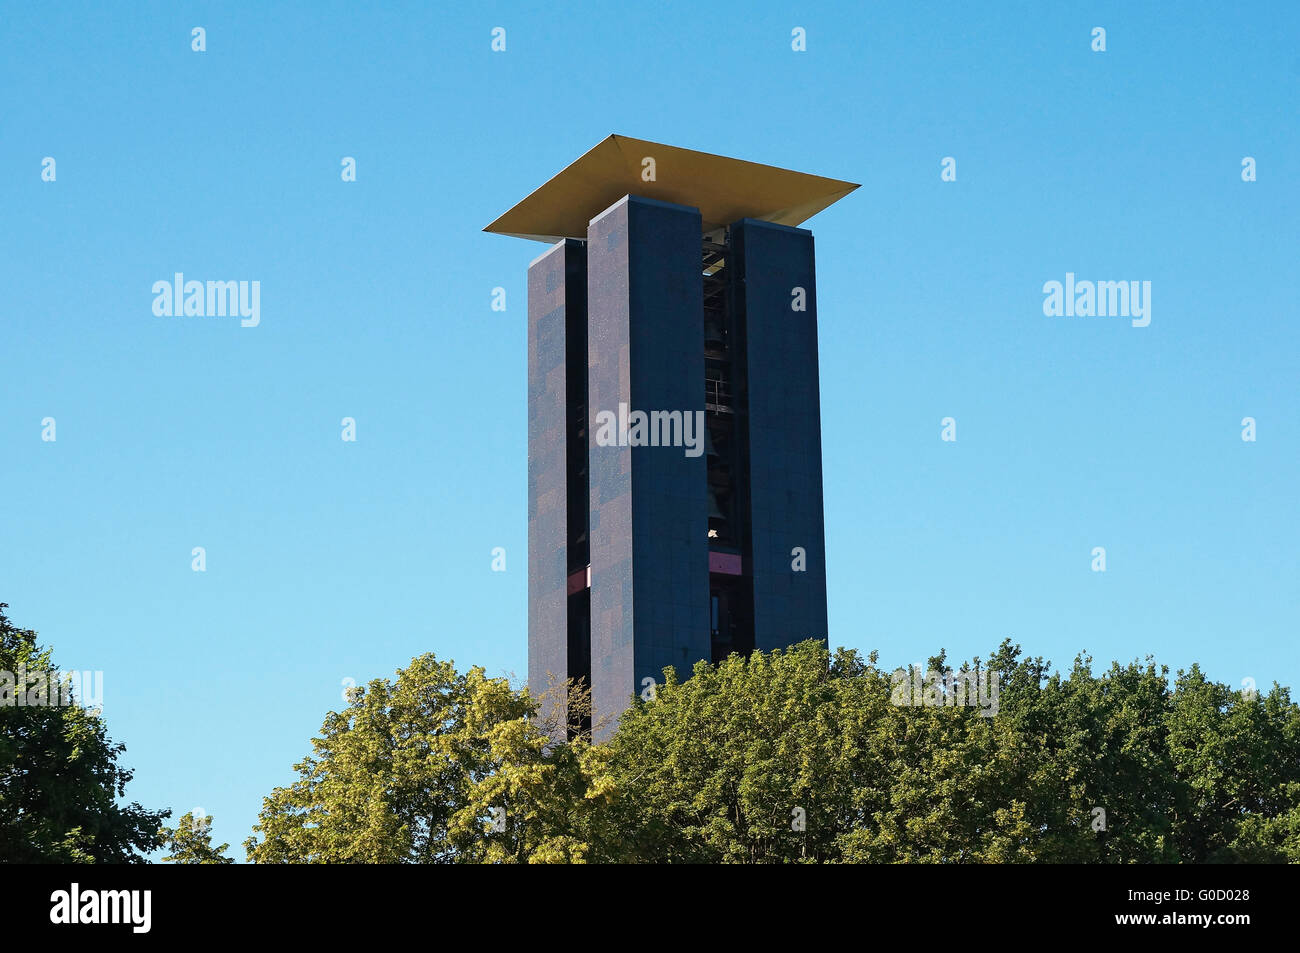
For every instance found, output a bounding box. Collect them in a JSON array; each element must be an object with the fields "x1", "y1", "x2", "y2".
[{"x1": 486, "y1": 135, "x2": 856, "y2": 738}]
